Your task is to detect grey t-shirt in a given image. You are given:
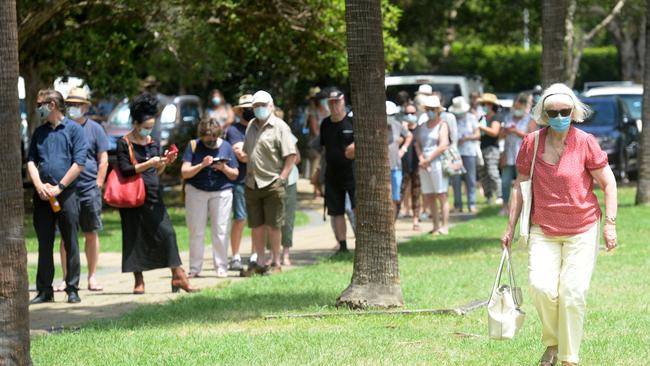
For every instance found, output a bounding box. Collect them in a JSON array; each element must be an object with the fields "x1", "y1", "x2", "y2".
[{"x1": 388, "y1": 117, "x2": 410, "y2": 170}]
